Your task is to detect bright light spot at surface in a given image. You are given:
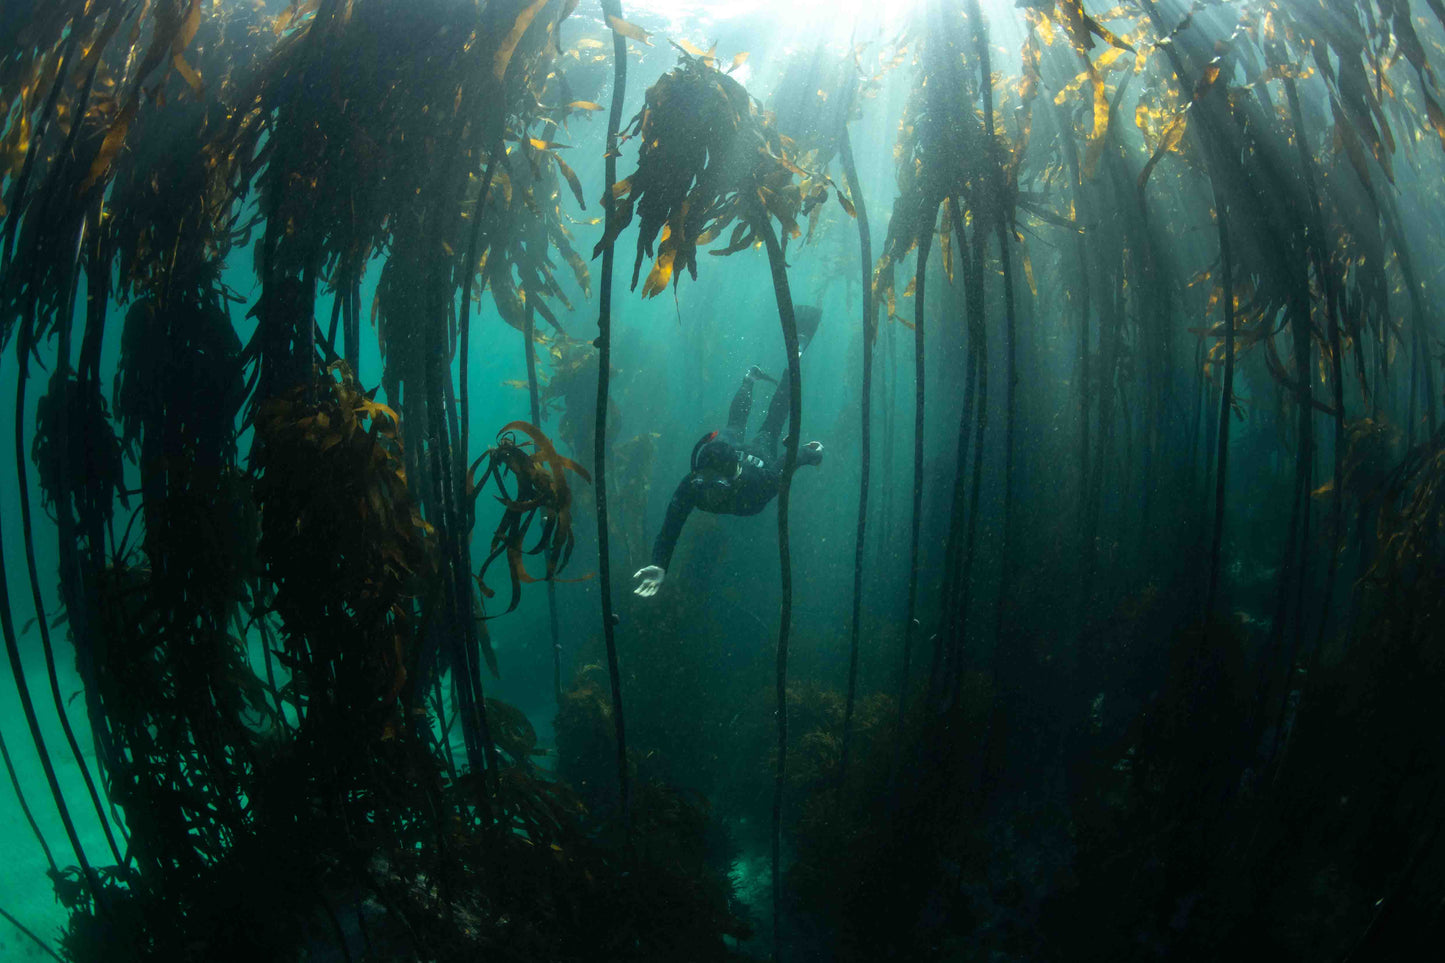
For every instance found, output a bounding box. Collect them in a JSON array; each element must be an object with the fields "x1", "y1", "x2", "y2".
[
  {"x1": 616, "y1": 0, "x2": 1030, "y2": 83},
  {"x1": 620, "y1": 0, "x2": 912, "y2": 57},
  {"x1": 627, "y1": 0, "x2": 900, "y2": 35}
]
